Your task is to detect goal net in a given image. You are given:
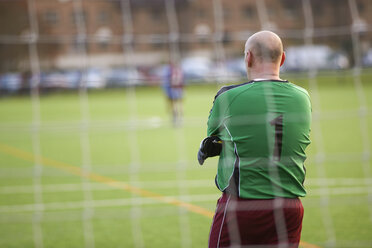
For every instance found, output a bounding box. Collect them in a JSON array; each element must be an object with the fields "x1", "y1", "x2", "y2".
[{"x1": 0, "y1": 0, "x2": 371, "y2": 247}]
